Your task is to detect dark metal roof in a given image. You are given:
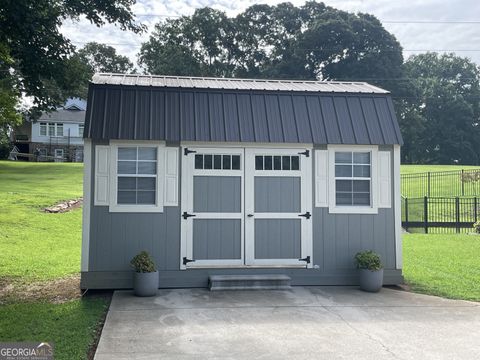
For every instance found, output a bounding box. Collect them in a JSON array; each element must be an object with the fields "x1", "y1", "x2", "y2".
[
  {"x1": 92, "y1": 73, "x2": 389, "y2": 94},
  {"x1": 85, "y1": 75, "x2": 403, "y2": 145}
]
